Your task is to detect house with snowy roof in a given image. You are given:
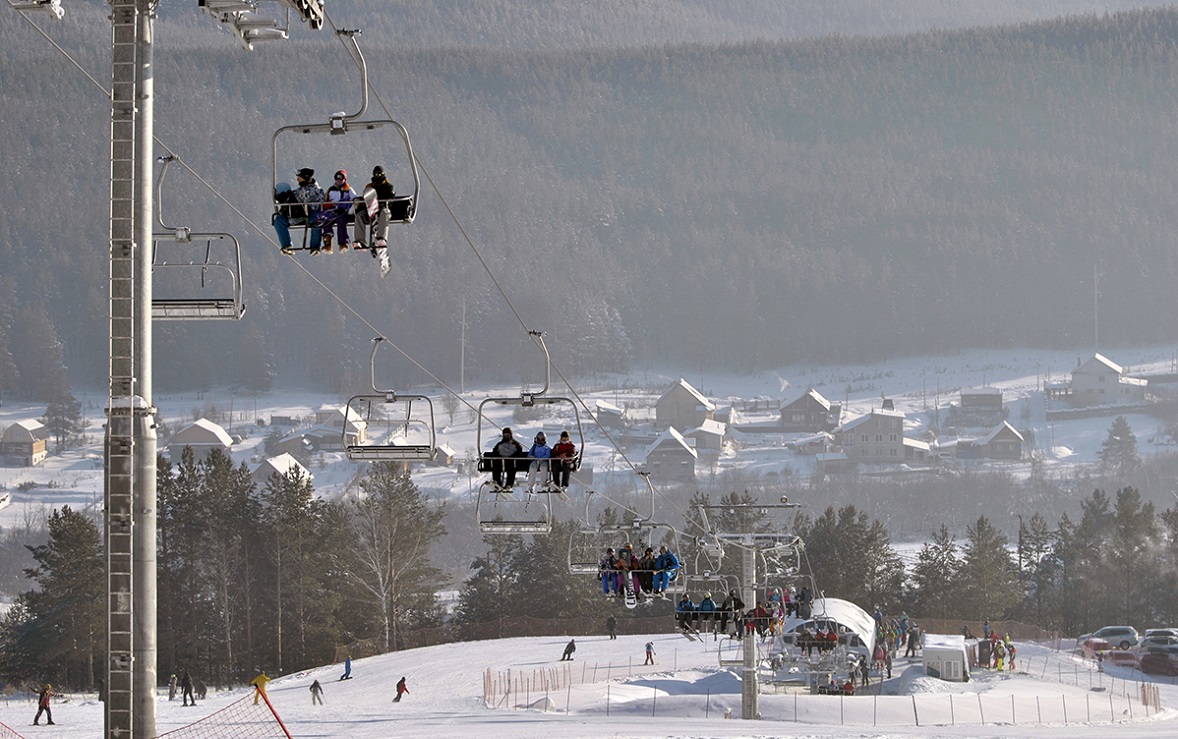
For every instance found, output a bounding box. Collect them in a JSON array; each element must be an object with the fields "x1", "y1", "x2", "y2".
[
  {"x1": 640, "y1": 426, "x2": 697, "y2": 481},
  {"x1": 168, "y1": 418, "x2": 233, "y2": 462},
  {"x1": 1, "y1": 419, "x2": 50, "y2": 467},
  {"x1": 654, "y1": 379, "x2": 715, "y2": 432},
  {"x1": 251, "y1": 453, "x2": 312, "y2": 488},
  {"x1": 955, "y1": 421, "x2": 1024, "y2": 461},
  {"x1": 1070, "y1": 353, "x2": 1148, "y2": 405},
  {"x1": 832, "y1": 406, "x2": 906, "y2": 465},
  {"x1": 778, "y1": 387, "x2": 841, "y2": 432},
  {"x1": 684, "y1": 418, "x2": 726, "y2": 451}
]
